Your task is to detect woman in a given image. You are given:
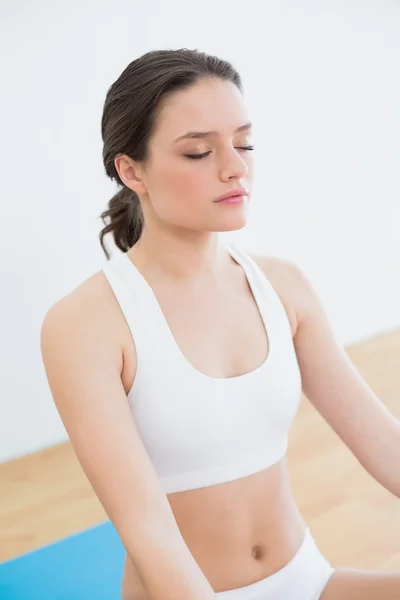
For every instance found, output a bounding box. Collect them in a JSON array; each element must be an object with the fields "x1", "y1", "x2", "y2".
[{"x1": 40, "y1": 48, "x2": 400, "y2": 600}]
